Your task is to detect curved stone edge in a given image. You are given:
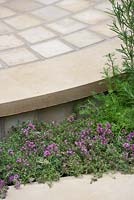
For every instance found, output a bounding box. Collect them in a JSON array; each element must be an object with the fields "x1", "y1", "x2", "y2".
[
  {"x1": 0, "y1": 80, "x2": 107, "y2": 117},
  {"x1": 0, "y1": 37, "x2": 121, "y2": 117}
]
